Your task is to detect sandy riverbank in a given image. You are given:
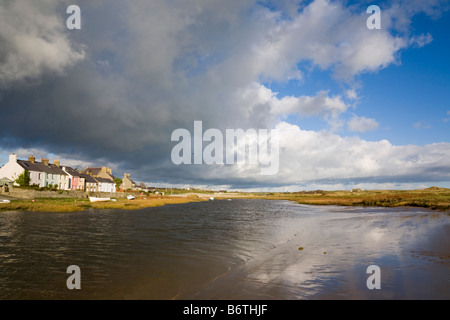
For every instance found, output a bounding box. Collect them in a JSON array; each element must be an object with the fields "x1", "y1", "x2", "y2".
[
  {"x1": 0, "y1": 195, "x2": 207, "y2": 212},
  {"x1": 1, "y1": 187, "x2": 449, "y2": 212}
]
